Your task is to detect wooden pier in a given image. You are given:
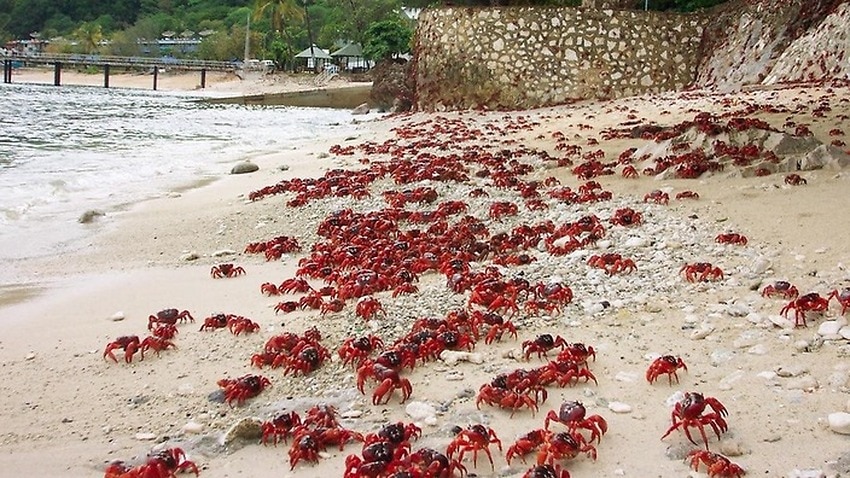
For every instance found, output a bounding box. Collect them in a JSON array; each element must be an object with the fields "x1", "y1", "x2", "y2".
[{"x1": 1, "y1": 52, "x2": 239, "y2": 90}]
